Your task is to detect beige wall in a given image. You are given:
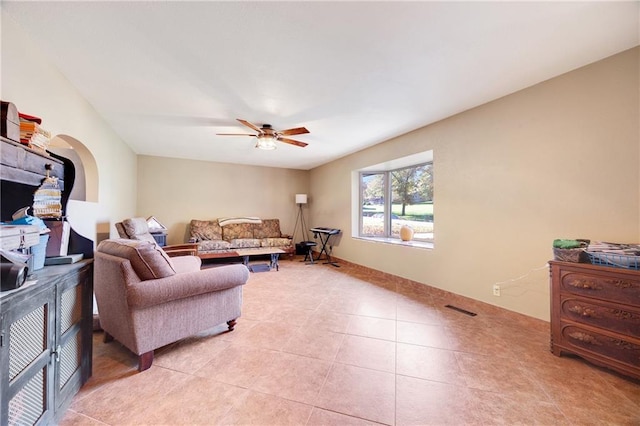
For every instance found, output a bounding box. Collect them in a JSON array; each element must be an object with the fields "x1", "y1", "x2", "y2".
[
  {"x1": 1, "y1": 16, "x2": 138, "y2": 246},
  {"x1": 4, "y1": 9, "x2": 637, "y2": 322},
  {"x1": 136, "y1": 156, "x2": 310, "y2": 244},
  {"x1": 310, "y1": 47, "x2": 640, "y2": 321}
]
